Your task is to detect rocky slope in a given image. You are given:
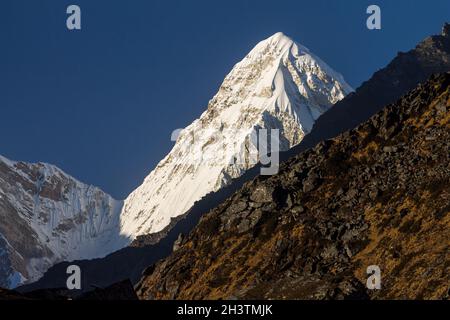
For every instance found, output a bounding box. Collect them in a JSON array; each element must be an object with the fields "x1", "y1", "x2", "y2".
[
  {"x1": 120, "y1": 32, "x2": 352, "y2": 238},
  {"x1": 136, "y1": 73, "x2": 450, "y2": 300},
  {"x1": 0, "y1": 156, "x2": 129, "y2": 288},
  {"x1": 287, "y1": 23, "x2": 450, "y2": 157}
]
